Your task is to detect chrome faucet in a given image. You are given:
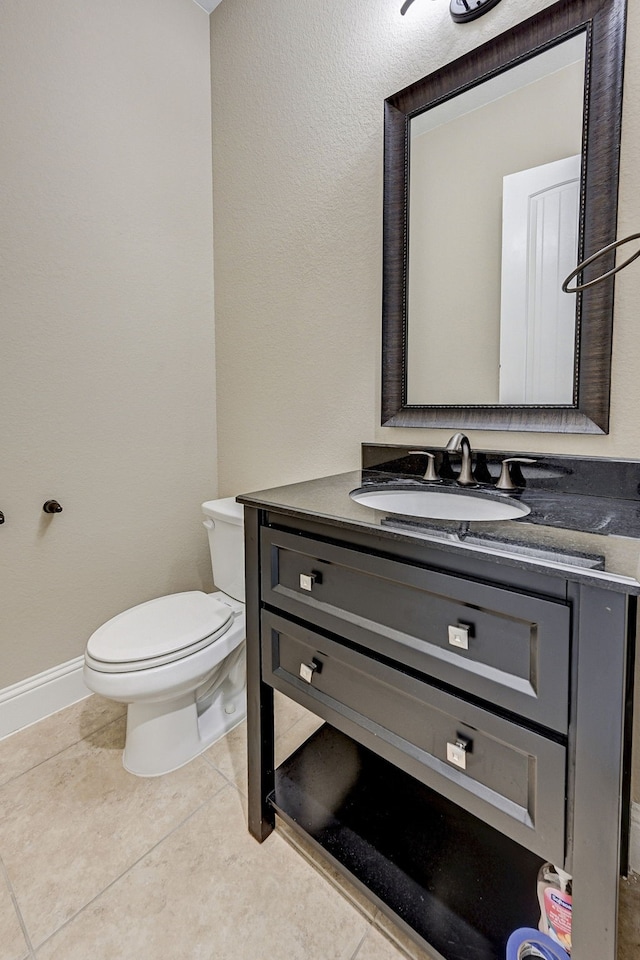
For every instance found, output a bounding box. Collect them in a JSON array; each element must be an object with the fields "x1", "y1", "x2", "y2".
[
  {"x1": 408, "y1": 450, "x2": 440, "y2": 482},
  {"x1": 445, "y1": 432, "x2": 475, "y2": 486}
]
